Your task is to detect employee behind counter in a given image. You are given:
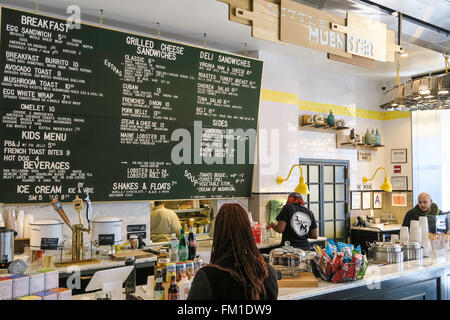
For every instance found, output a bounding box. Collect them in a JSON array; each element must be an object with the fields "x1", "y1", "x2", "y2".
[
  {"x1": 270, "y1": 192, "x2": 318, "y2": 251},
  {"x1": 402, "y1": 192, "x2": 449, "y2": 234},
  {"x1": 150, "y1": 201, "x2": 182, "y2": 242}
]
